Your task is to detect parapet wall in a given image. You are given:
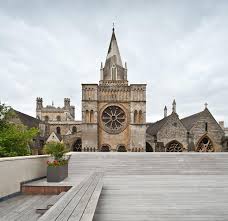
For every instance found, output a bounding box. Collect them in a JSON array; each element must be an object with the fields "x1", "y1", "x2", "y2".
[{"x1": 0, "y1": 155, "x2": 49, "y2": 199}]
